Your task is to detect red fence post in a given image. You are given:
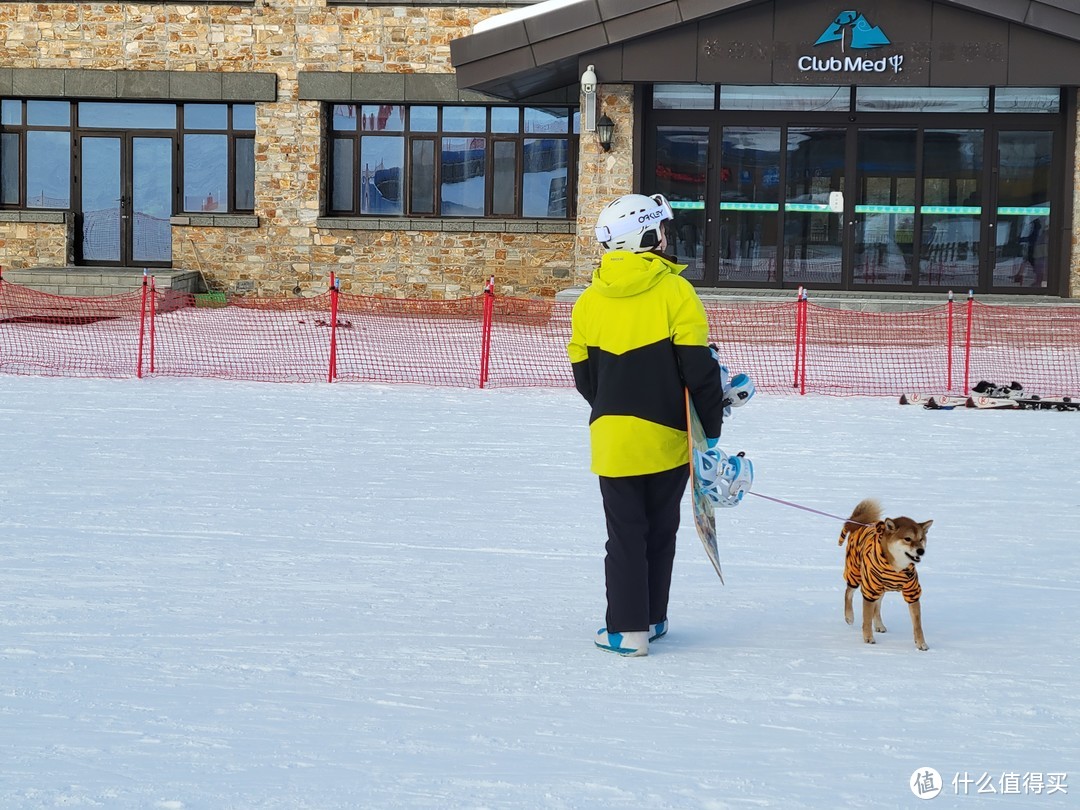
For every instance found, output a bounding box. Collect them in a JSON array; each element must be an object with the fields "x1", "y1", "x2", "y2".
[
  {"x1": 963, "y1": 290, "x2": 974, "y2": 393},
  {"x1": 799, "y1": 290, "x2": 808, "y2": 395},
  {"x1": 793, "y1": 287, "x2": 804, "y2": 389},
  {"x1": 149, "y1": 274, "x2": 157, "y2": 375},
  {"x1": 793, "y1": 287, "x2": 809, "y2": 394},
  {"x1": 328, "y1": 272, "x2": 339, "y2": 383},
  {"x1": 137, "y1": 270, "x2": 148, "y2": 378},
  {"x1": 479, "y1": 275, "x2": 495, "y2": 389},
  {"x1": 946, "y1": 290, "x2": 954, "y2": 391}
]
